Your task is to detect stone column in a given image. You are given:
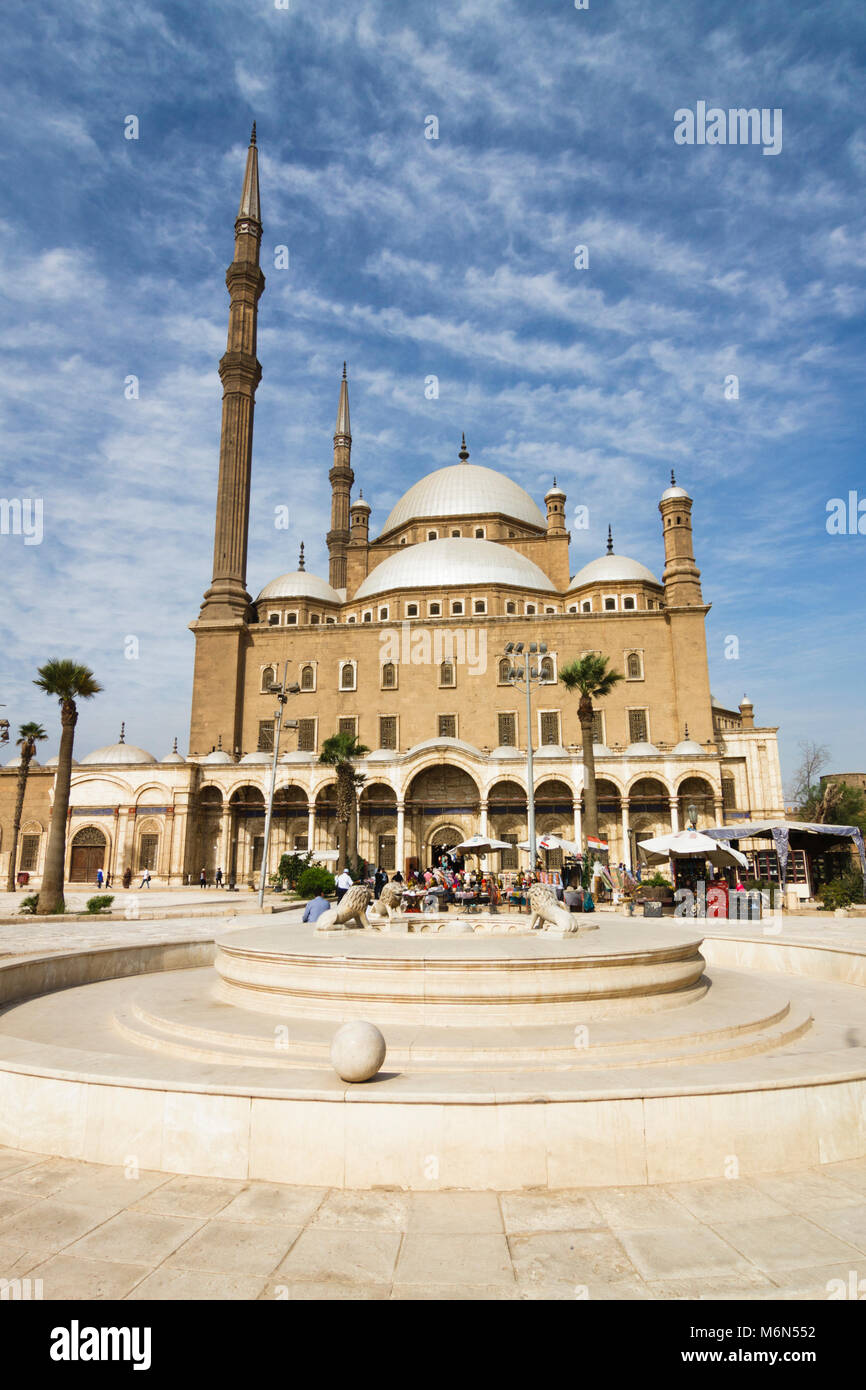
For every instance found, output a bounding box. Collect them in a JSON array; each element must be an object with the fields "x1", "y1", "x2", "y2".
[
  {"x1": 669, "y1": 797, "x2": 680, "y2": 832},
  {"x1": 713, "y1": 797, "x2": 724, "y2": 827},
  {"x1": 396, "y1": 802, "x2": 405, "y2": 875},
  {"x1": 307, "y1": 803, "x2": 315, "y2": 854},
  {"x1": 219, "y1": 808, "x2": 232, "y2": 881},
  {"x1": 621, "y1": 802, "x2": 631, "y2": 871},
  {"x1": 479, "y1": 799, "x2": 488, "y2": 869},
  {"x1": 572, "y1": 799, "x2": 582, "y2": 847}
]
